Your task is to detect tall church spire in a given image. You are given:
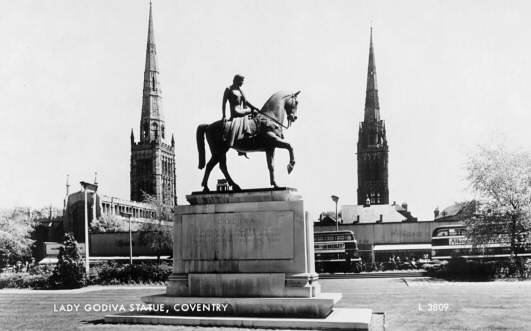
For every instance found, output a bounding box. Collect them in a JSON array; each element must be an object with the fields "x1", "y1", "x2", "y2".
[
  {"x1": 357, "y1": 27, "x2": 389, "y2": 206},
  {"x1": 131, "y1": 2, "x2": 177, "y2": 207},
  {"x1": 364, "y1": 27, "x2": 380, "y2": 122},
  {"x1": 140, "y1": 1, "x2": 164, "y2": 143}
]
